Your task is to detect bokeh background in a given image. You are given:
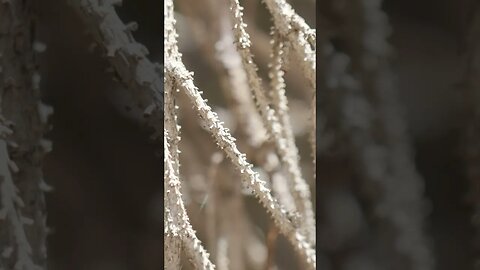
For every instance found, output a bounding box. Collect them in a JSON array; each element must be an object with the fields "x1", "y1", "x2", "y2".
[{"x1": 319, "y1": 0, "x2": 480, "y2": 270}]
